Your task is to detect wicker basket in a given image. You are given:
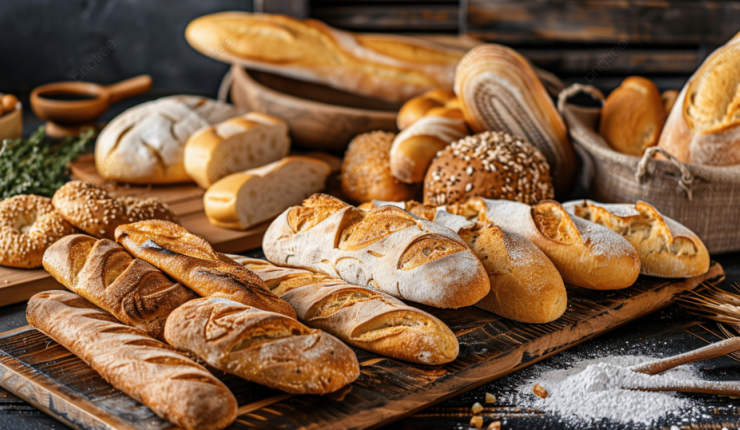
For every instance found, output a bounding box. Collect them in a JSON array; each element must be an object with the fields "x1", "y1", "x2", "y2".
[{"x1": 558, "y1": 84, "x2": 740, "y2": 254}]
